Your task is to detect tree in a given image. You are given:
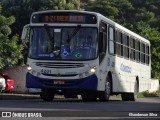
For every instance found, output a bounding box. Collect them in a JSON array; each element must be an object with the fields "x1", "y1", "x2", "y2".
[
  {"x1": 146, "y1": 29, "x2": 160, "y2": 79},
  {"x1": 85, "y1": 0, "x2": 119, "y2": 21},
  {"x1": 0, "y1": 0, "x2": 82, "y2": 35},
  {"x1": 0, "y1": 0, "x2": 82, "y2": 65},
  {"x1": 0, "y1": 5, "x2": 23, "y2": 69},
  {"x1": 85, "y1": 0, "x2": 160, "y2": 79}
]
